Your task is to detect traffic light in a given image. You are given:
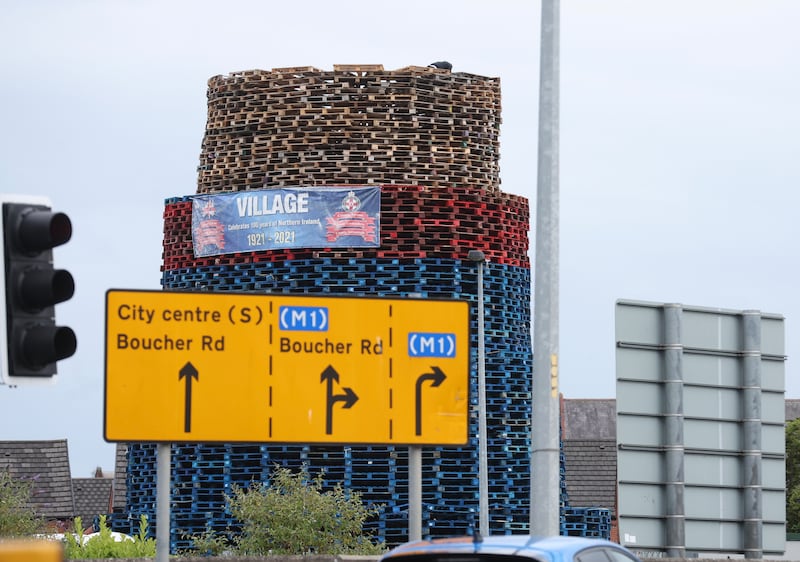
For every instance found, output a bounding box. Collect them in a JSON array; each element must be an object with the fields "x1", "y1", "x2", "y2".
[{"x1": 0, "y1": 195, "x2": 76, "y2": 384}]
